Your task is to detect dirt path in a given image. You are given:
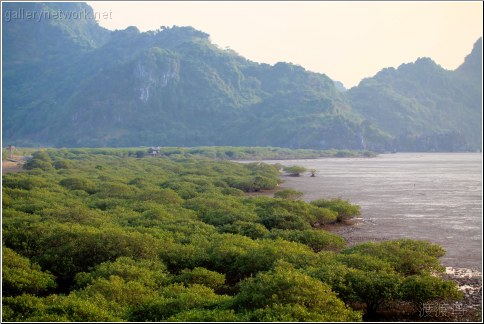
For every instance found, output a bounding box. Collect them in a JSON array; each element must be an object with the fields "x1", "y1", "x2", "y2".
[{"x1": 2, "y1": 156, "x2": 26, "y2": 174}]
